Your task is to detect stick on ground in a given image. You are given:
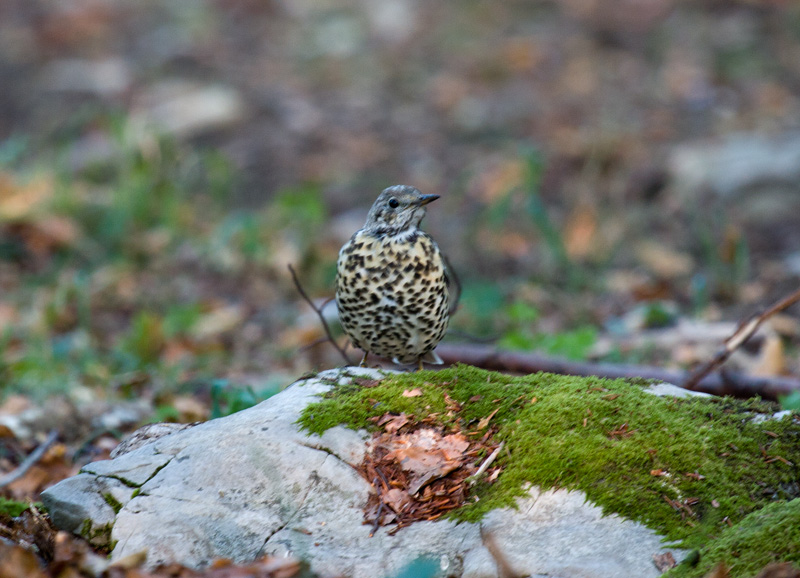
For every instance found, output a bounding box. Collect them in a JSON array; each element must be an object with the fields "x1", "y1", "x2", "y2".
[
  {"x1": 0, "y1": 430, "x2": 59, "y2": 488},
  {"x1": 683, "y1": 287, "x2": 800, "y2": 391}
]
